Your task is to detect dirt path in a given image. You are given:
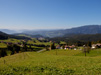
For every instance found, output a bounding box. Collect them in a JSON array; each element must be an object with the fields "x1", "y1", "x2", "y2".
[{"x1": 37, "y1": 49, "x2": 46, "y2": 53}]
